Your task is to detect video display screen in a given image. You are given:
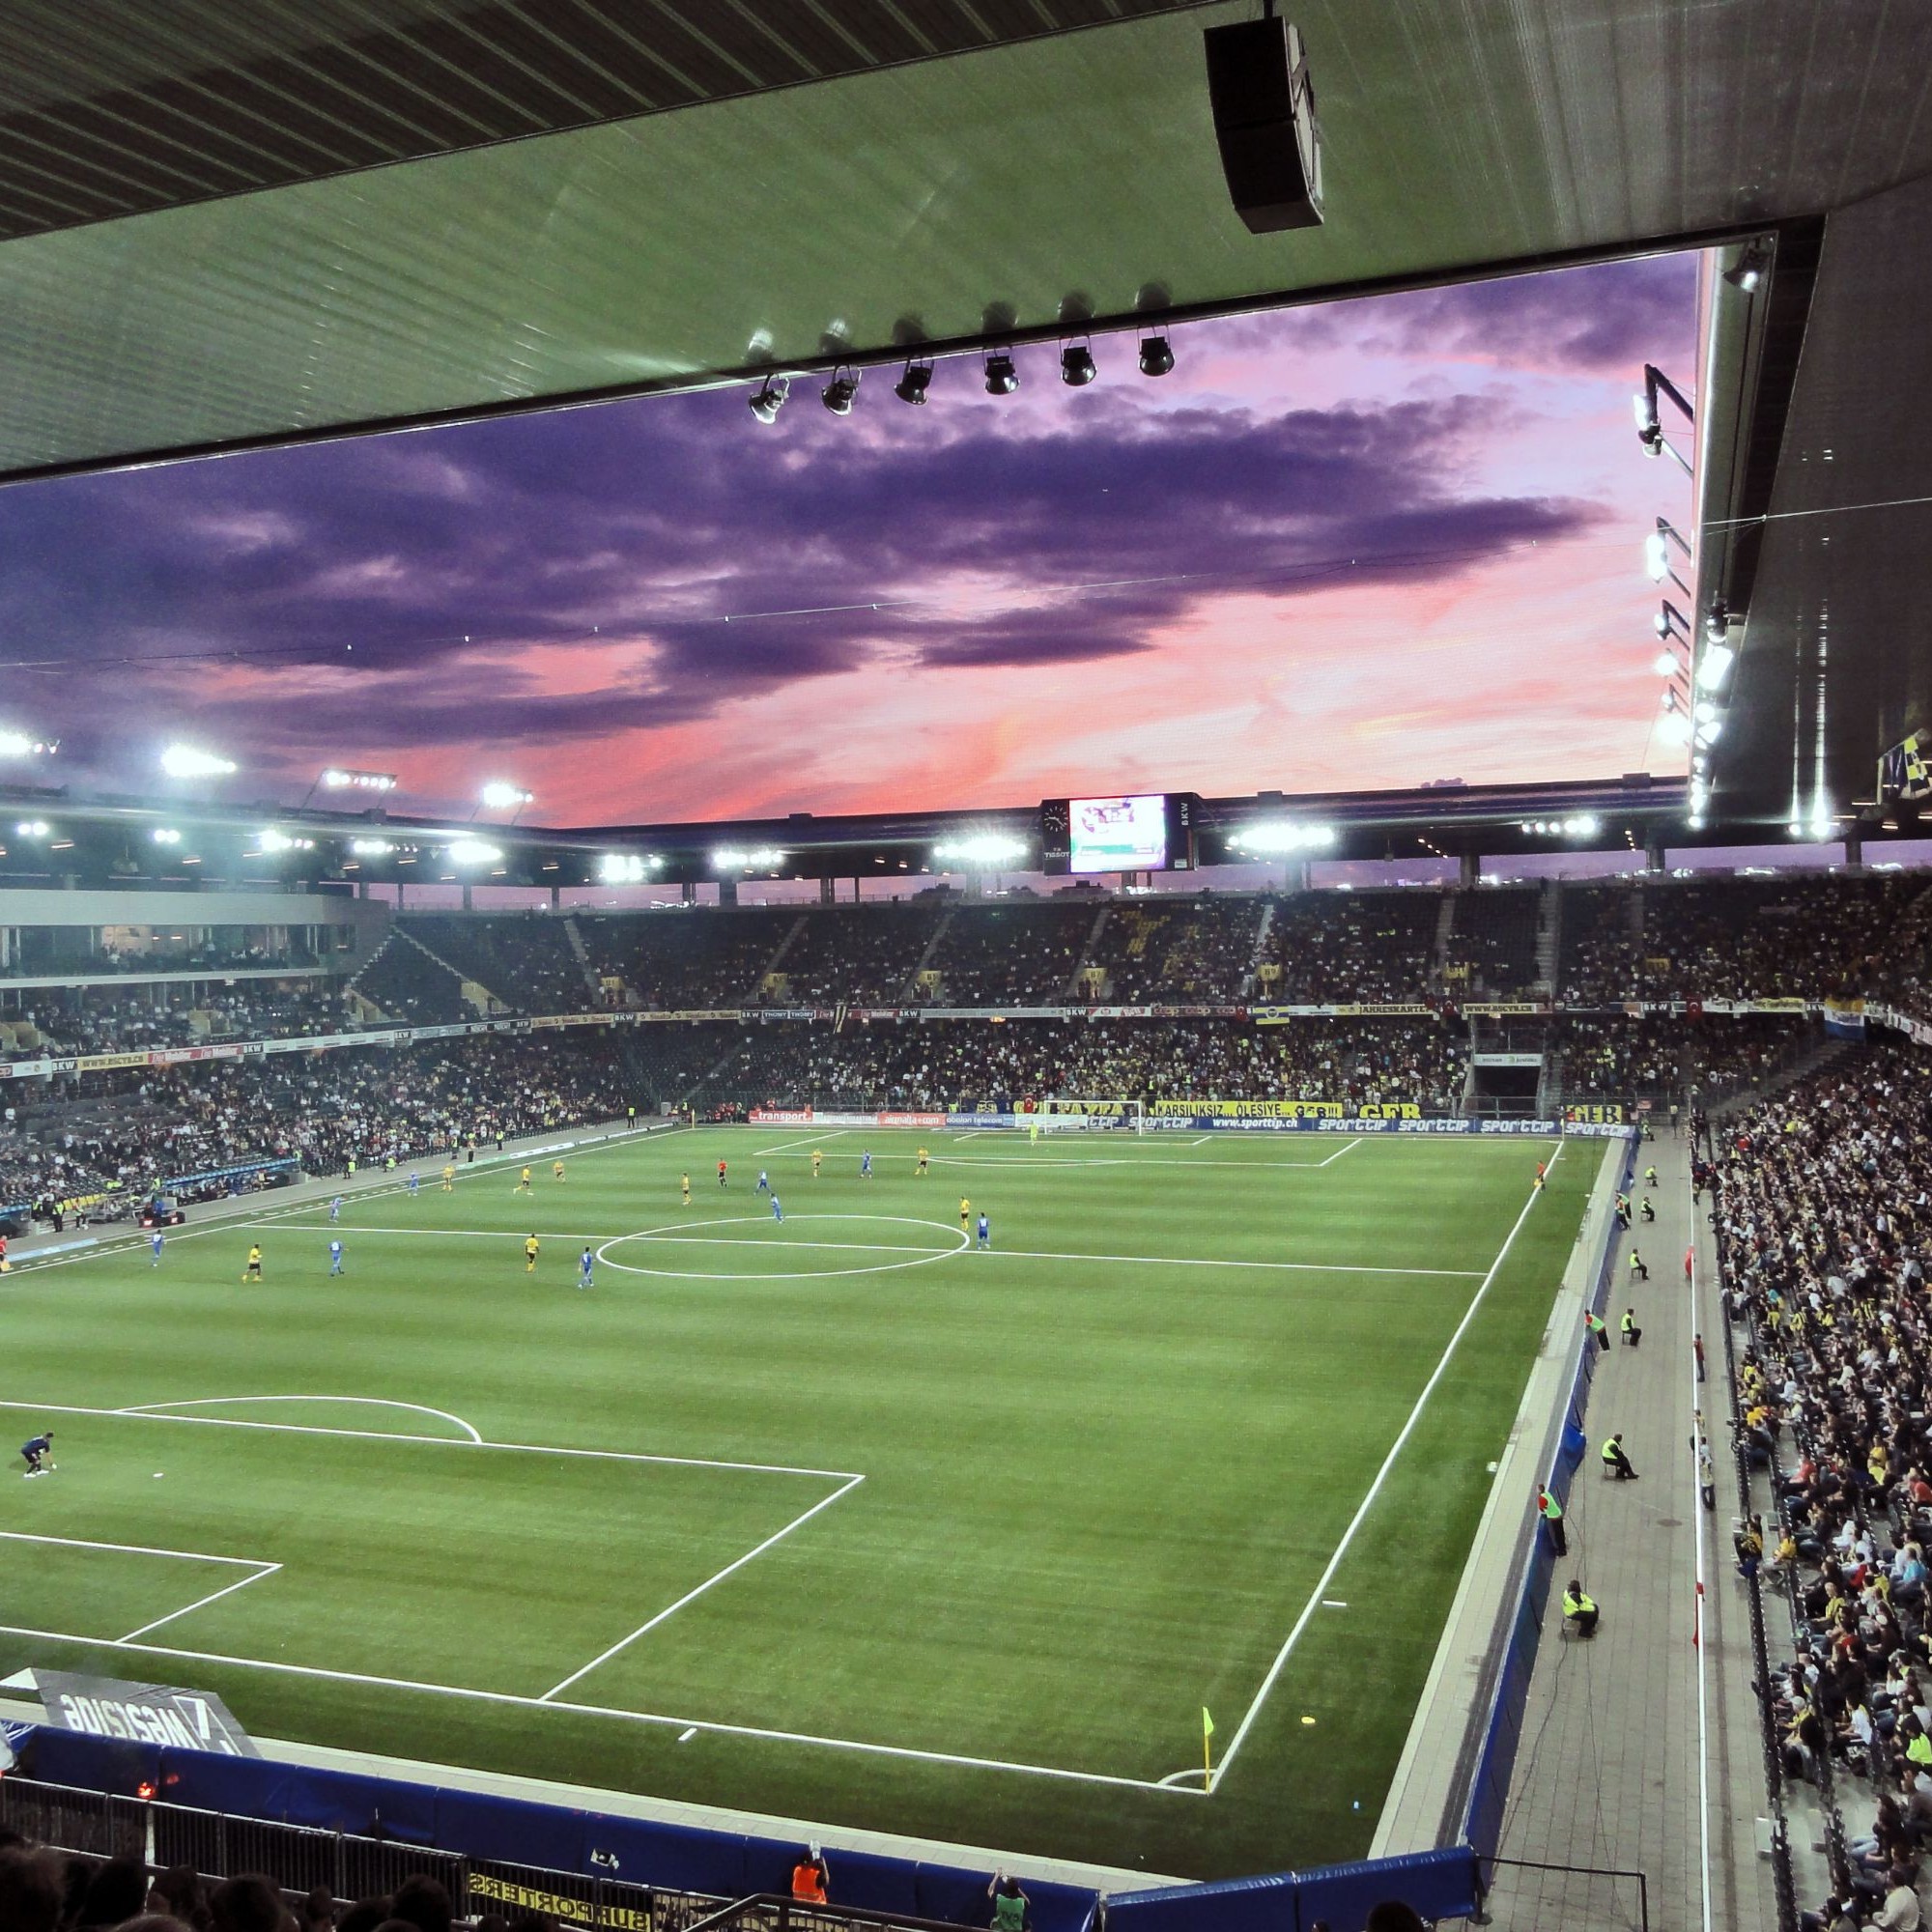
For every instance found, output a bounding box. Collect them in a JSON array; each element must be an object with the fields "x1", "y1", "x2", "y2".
[{"x1": 1068, "y1": 794, "x2": 1170, "y2": 874}]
